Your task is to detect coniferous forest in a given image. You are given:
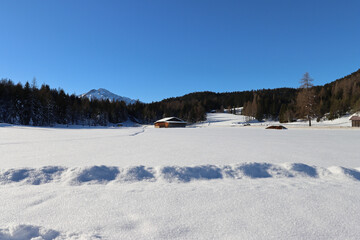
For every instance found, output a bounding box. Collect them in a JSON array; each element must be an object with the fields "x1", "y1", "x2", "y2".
[{"x1": 1, "y1": 68, "x2": 360, "y2": 126}]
